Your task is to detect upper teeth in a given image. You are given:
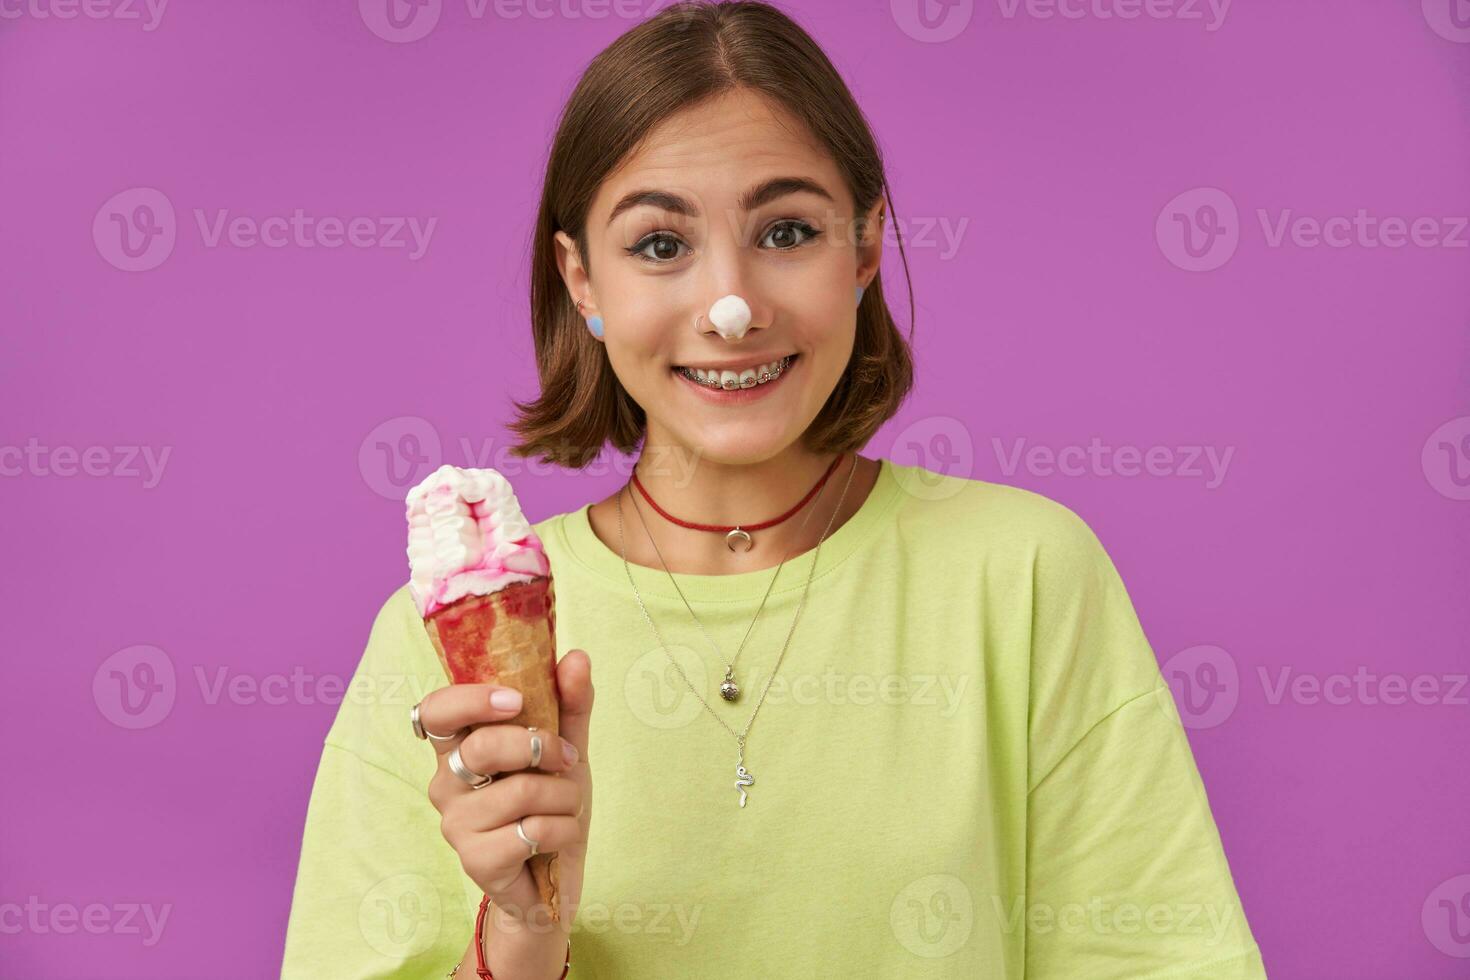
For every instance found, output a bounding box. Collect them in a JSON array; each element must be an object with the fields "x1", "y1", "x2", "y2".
[{"x1": 678, "y1": 355, "x2": 792, "y2": 389}]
